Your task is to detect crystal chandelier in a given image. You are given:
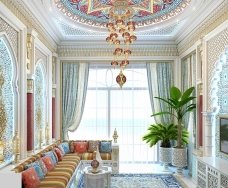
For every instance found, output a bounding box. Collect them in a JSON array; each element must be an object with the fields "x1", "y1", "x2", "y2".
[{"x1": 106, "y1": 0, "x2": 137, "y2": 88}]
